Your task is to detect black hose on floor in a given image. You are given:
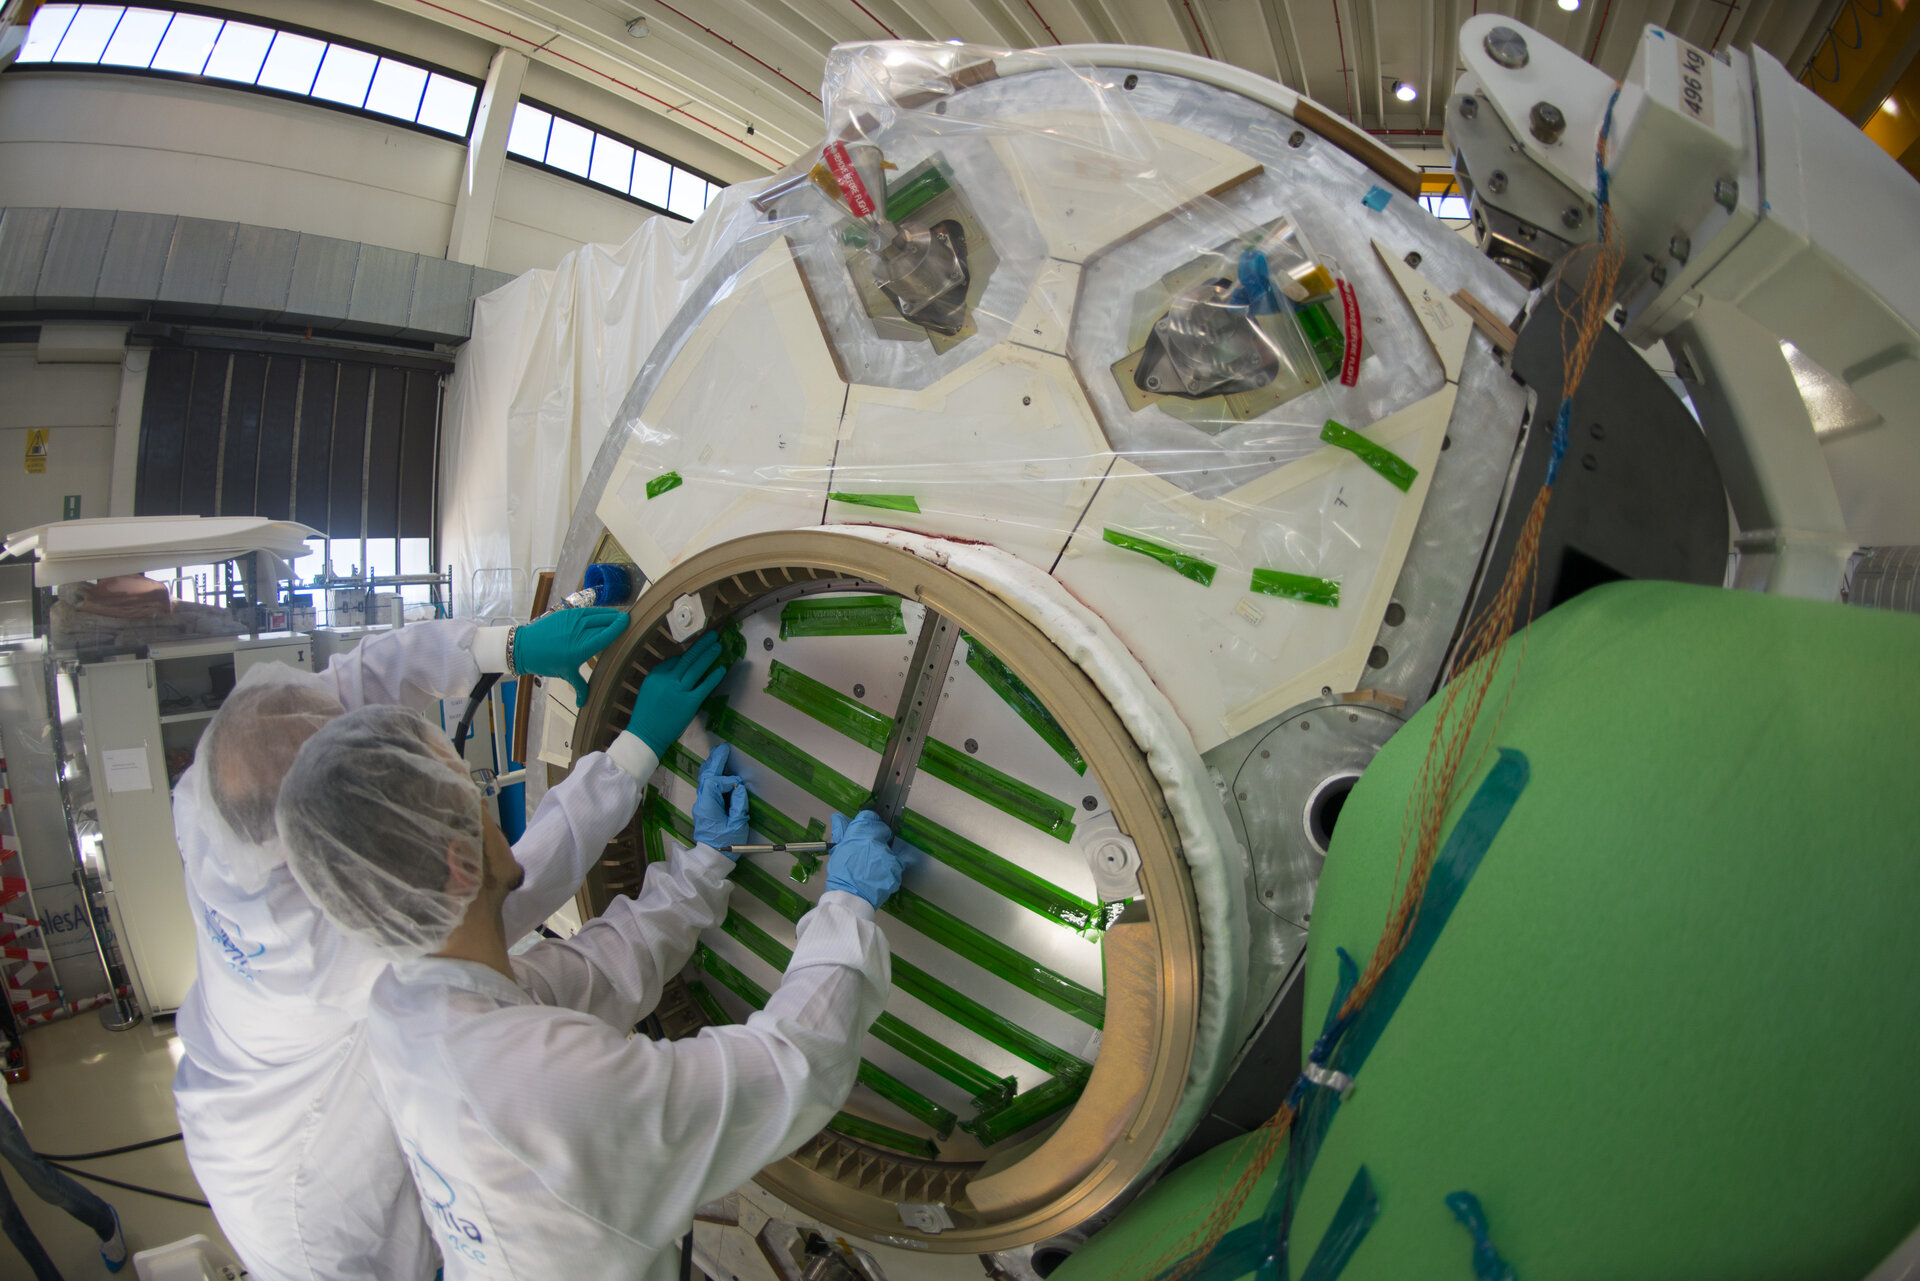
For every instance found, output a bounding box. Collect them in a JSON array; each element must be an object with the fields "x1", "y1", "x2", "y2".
[
  {"x1": 34, "y1": 1134, "x2": 184, "y2": 1162},
  {"x1": 46, "y1": 1161, "x2": 210, "y2": 1208}
]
